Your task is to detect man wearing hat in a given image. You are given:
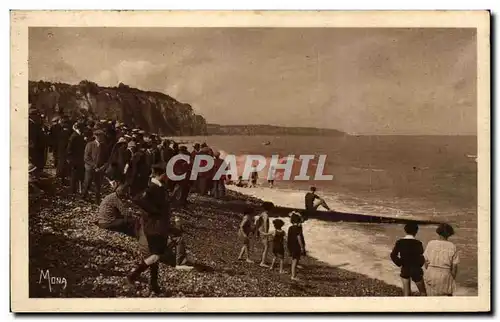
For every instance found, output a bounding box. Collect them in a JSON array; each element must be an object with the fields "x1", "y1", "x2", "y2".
[
  {"x1": 145, "y1": 139, "x2": 162, "y2": 170},
  {"x1": 67, "y1": 121, "x2": 87, "y2": 194},
  {"x1": 171, "y1": 146, "x2": 192, "y2": 207},
  {"x1": 123, "y1": 141, "x2": 136, "y2": 177},
  {"x1": 29, "y1": 107, "x2": 46, "y2": 173},
  {"x1": 55, "y1": 117, "x2": 73, "y2": 185},
  {"x1": 48, "y1": 115, "x2": 61, "y2": 168},
  {"x1": 82, "y1": 129, "x2": 110, "y2": 203},
  {"x1": 160, "y1": 139, "x2": 175, "y2": 164},
  {"x1": 107, "y1": 136, "x2": 129, "y2": 183},
  {"x1": 124, "y1": 140, "x2": 148, "y2": 197}
]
